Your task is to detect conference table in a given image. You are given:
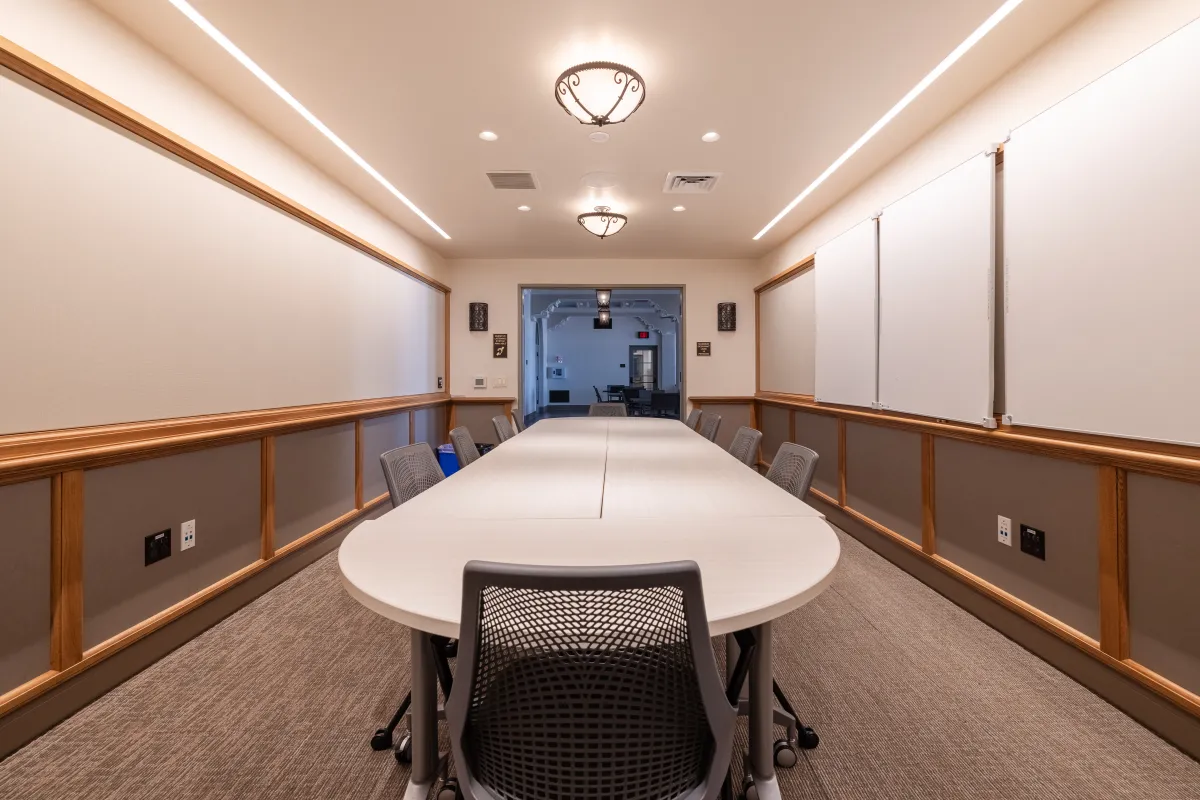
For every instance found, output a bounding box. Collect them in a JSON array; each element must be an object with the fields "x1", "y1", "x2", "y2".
[{"x1": 339, "y1": 417, "x2": 841, "y2": 800}]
